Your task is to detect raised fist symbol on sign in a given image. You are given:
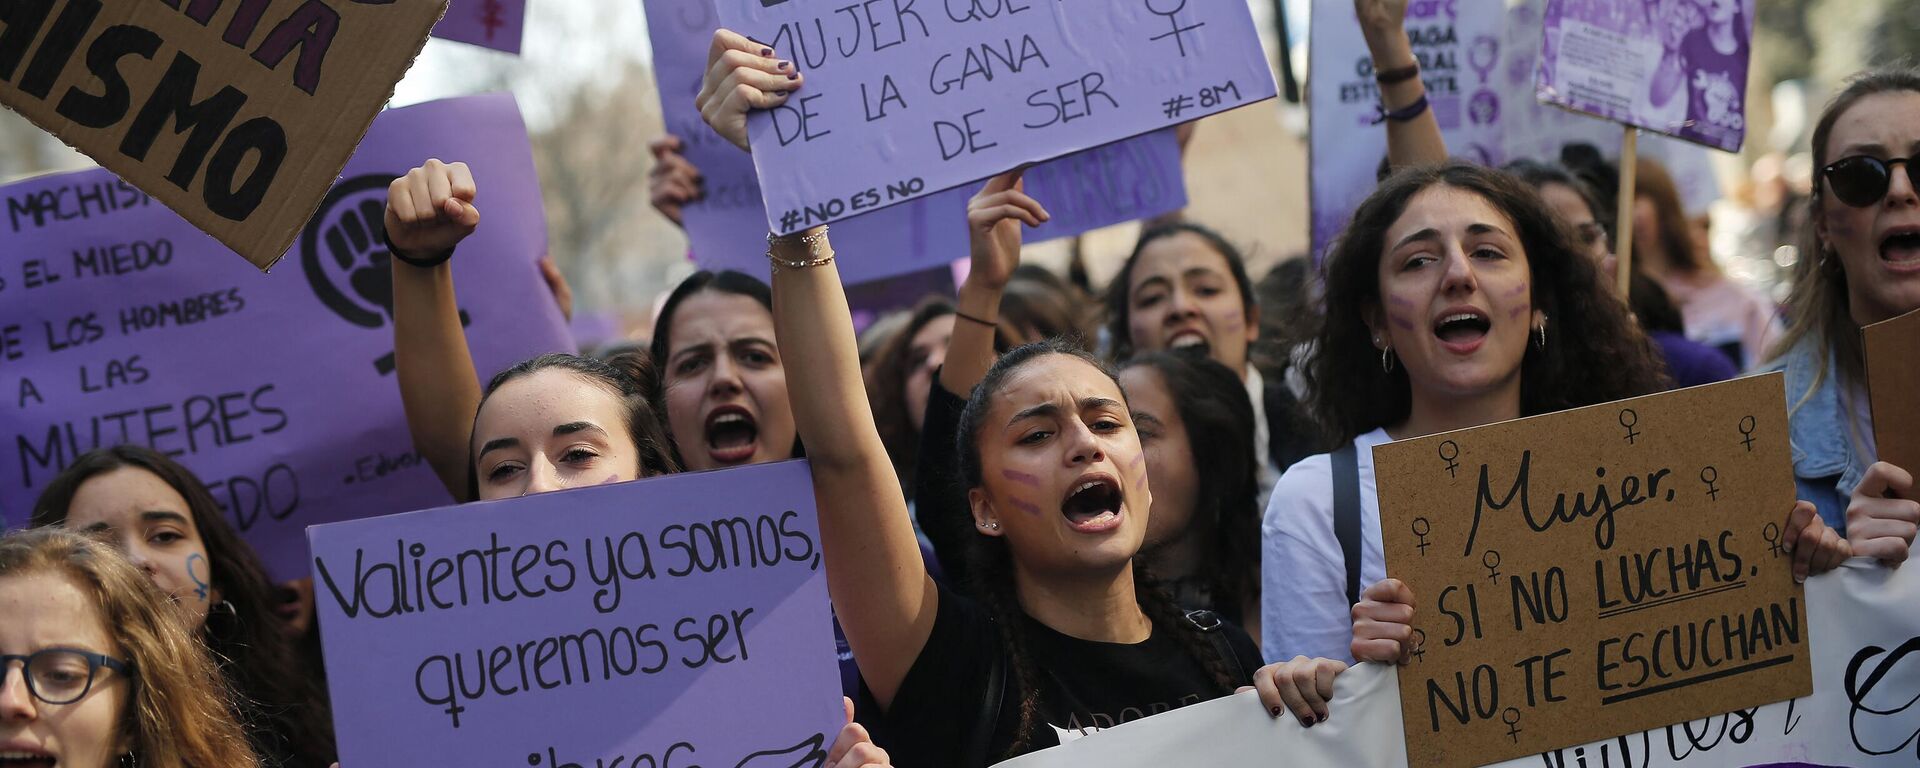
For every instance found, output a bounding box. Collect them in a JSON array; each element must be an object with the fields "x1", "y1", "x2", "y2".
[{"x1": 301, "y1": 174, "x2": 468, "y2": 375}]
